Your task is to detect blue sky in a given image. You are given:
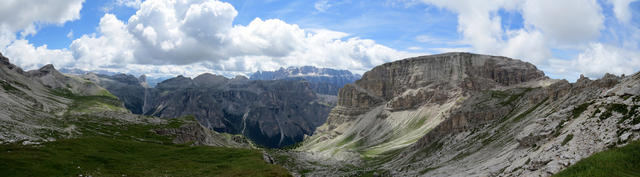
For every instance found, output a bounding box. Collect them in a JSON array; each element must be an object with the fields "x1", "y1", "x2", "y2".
[{"x1": 1, "y1": 0, "x2": 639, "y2": 81}]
